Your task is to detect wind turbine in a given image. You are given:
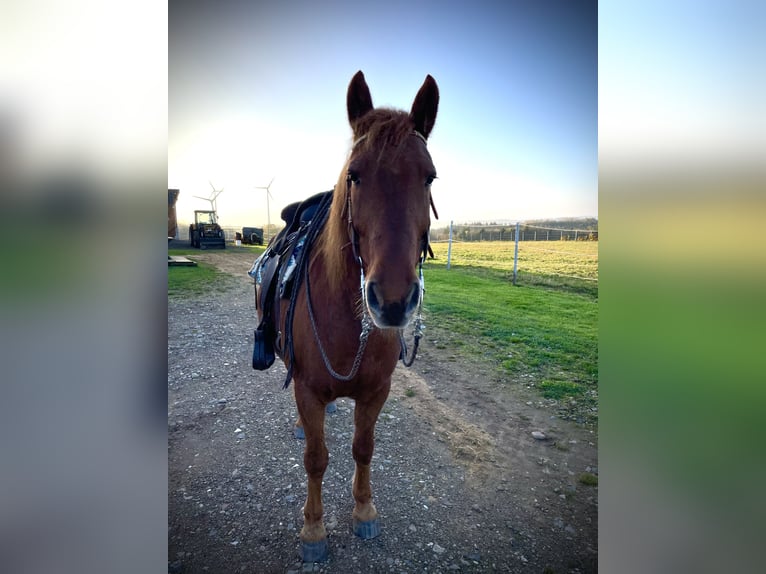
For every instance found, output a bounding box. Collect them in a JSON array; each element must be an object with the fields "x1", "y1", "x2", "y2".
[
  {"x1": 193, "y1": 181, "x2": 225, "y2": 220},
  {"x1": 255, "y1": 178, "x2": 274, "y2": 242}
]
